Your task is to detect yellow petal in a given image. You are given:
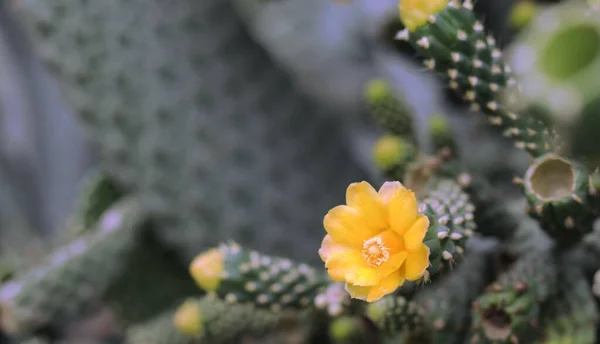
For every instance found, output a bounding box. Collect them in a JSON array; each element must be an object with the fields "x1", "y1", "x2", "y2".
[
  {"x1": 326, "y1": 249, "x2": 380, "y2": 286},
  {"x1": 324, "y1": 205, "x2": 379, "y2": 247},
  {"x1": 344, "y1": 283, "x2": 371, "y2": 301},
  {"x1": 366, "y1": 270, "x2": 406, "y2": 302},
  {"x1": 346, "y1": 182, "x2": 387, "y2": 230},
  {"x1": 378, "y1": 181, "x2": 406, "y2": 204},
  {"x1": 404, "y1": 244, "x2": 430, "y2": 281},
  {"x1": 404, "y1": 215, "x2": 430, "y2": 251},
  {"x1": 318, "y1": 234, "x2": 348, "y2": 262},
  {"x1": 388, "y1": 188, "x2": 418, "y2": 235},
  {"x1": 399, "y1": 0, "x2": 449, "y2": 32},
  {"x1": 324, "y1": 245, "x2": 361, "y2": 281},
  {"x1": 377, "y1": 251, "x2": 409, "y2": 278}
]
